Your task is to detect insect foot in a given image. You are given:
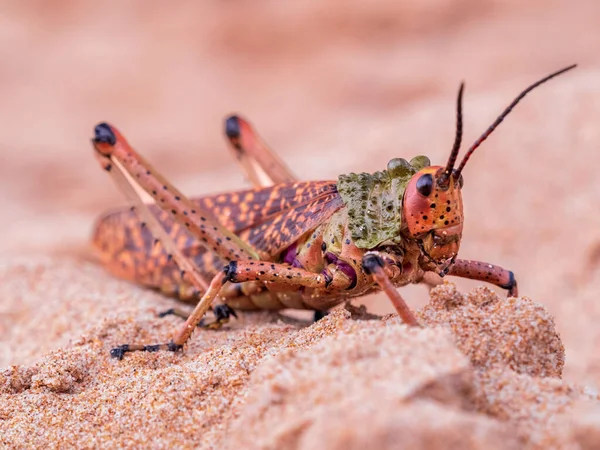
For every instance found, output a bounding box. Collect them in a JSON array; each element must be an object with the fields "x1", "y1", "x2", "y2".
[
  {"x1": 109, "y1": 345, "x2": 129, "y2": 360},
  {"x1": 501, "y1": 272, "x2": 518, "y2": 297},
  {"x1": 199, "y1": 304, "x2": 238, "y2": 330},
  {"x1": 109, "y1": 341, "x2": 184, "y2": 360}
]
